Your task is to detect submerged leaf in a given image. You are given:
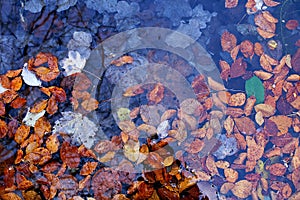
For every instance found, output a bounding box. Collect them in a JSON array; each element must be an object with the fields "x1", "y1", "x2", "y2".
[{"x1": 245, "y1": 76, "x2": 265, "y2": 104}]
